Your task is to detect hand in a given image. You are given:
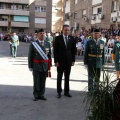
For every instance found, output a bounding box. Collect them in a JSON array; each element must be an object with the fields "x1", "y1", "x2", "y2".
[
  {"x1": 84, "y1": 64, "x2": 88, "y2": 67},
  {"x1": 55, "y1": 62, "x2": 59, "y2": 67},
  {"x1": 112, "y1": 60, "x2": 114, "y2": 63},
  {"x1": 29, "y1": 68, "x2": 33, "y2": 71},
  {"x1": 72, "y1": 62, "x2": 75, "y2": 66}
]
